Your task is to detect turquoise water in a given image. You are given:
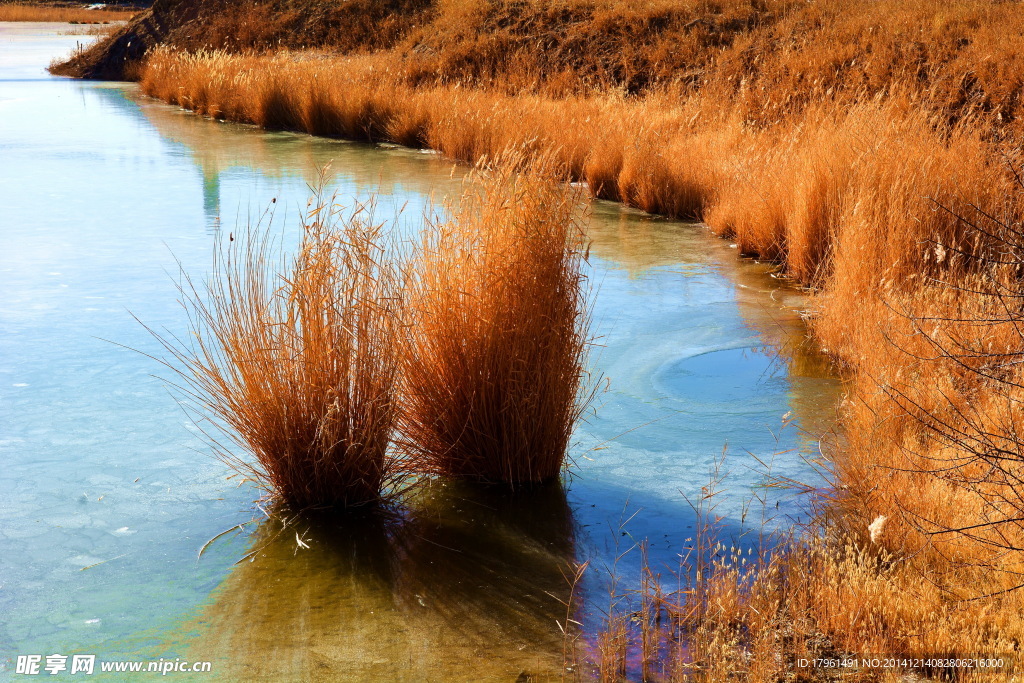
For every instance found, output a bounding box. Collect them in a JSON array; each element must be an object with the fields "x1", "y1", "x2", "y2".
[{"x1": 0, "y1": 25, "x2": 841, "y2": 681}]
